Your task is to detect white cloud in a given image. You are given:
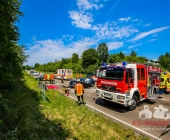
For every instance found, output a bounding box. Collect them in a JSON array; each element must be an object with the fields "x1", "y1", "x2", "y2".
[
  {"x1": 147, "y1": 39, "x2": 157, "y2": 42},
  {"x1": 132, "y1": 18, "x2": 139, "y2": 22},
  {"x1": 144, "y1": 23, "x2": 151, "y2": 27},
  {"x1": 130, "y1": 26, "x2": 170, "y2": 41},
  {"x1": 24, "y1": 38, "x2": 97, "y2": 66},
  {"x1": 77, "y1": 0, "x2": 103, "y2": 10},
  {"x1": 119, "y1": 17, "x2": 131, "y2": 22},
  {"x1": 69, "y1": 11, "x2": 93, "y2": 29},
  {"x1": 128, "y1": 43, "x2": 142, "y2": 49},
  {"x1": 107, "y1": 42, "x2": 124, "y2": 50},
  {"x1": 95, "y1": 22, "x2": 138, "y2": 39}
]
